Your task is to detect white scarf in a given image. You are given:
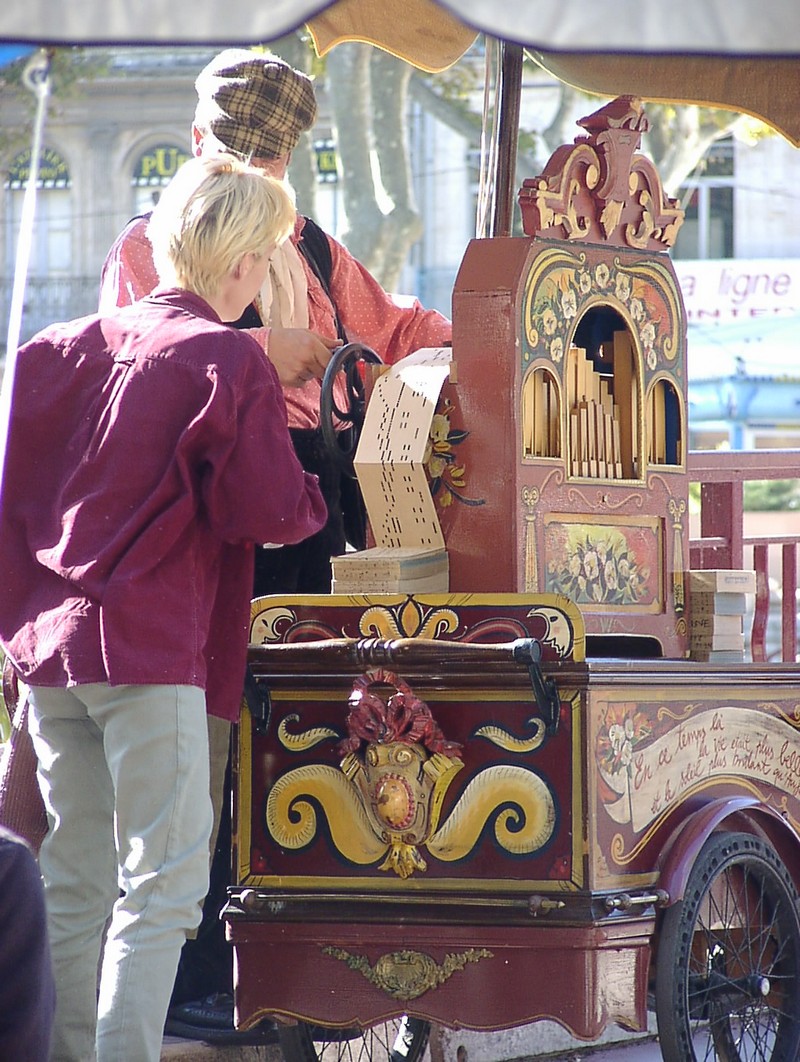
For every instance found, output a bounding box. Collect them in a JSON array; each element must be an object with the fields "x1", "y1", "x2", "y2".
[{"x1": 258, "y1": 239, "x2": 309, "y2": 330}]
